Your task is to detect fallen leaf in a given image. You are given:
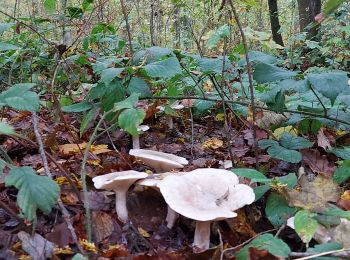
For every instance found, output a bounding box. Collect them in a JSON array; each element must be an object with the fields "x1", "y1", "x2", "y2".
[
  {"x1": 248, "y1": 247, "x2": 281, "y2": 260},
  {"x1": 92, "y1": 211, "x2": 115, "y2": 243},
  {"x1": 317, "y1": 128, "x2": 332, "y2": 150},
  {"x1": 202, "y1": 138, "x2": 223, "y2": 150},
  {"x1": 337, "y1": 190, "x2": 350, "y2": 210},
  {"x1": 137, "y1": 227, "x2": 151, "y2": 238},
  {"x1": 79, "y1": 239, "x2": 97, "y2": 253},
  {"x1": 46, "y1": 223, "x2": 73, "y2": 248},
  {"x1": 58, "y1": 143, "x2": 111, "y2": 157},
  {"x1": 286, "y1": 175, "x2": 341, "y2": 212},
  {"x1": 302, "y1": 149, "x2": 336, "y2": 176},
  {"x1": 102, "y1": 245, "x2": 129, "y2": 258},
  {"x1": 18, "y1": 231, "x2": 55, "y2": 260}
]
